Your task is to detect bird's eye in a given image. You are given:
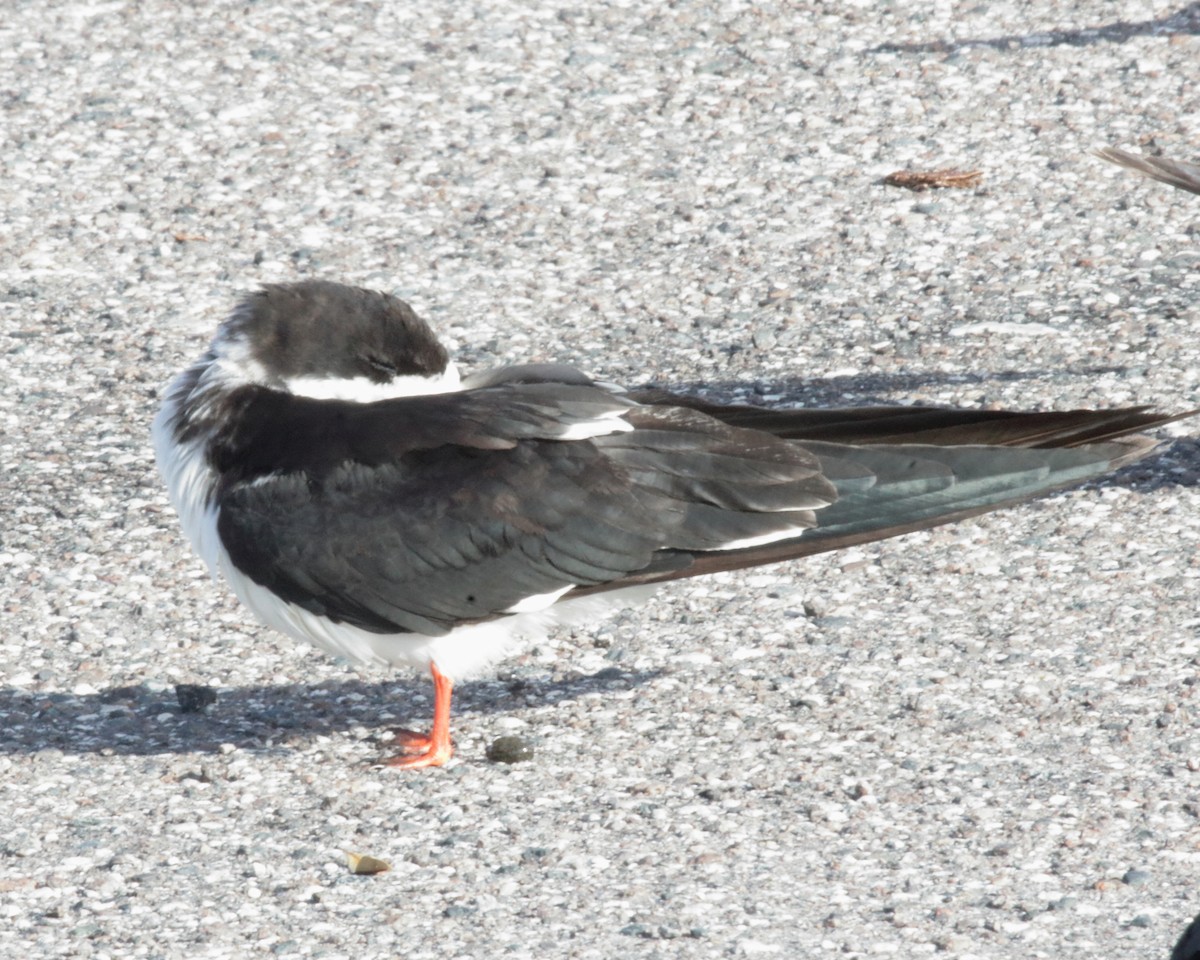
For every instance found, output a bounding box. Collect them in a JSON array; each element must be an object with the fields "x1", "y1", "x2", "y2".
[{"x1": 365, "y1": 355, "x2": 399, "y2": 378}]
